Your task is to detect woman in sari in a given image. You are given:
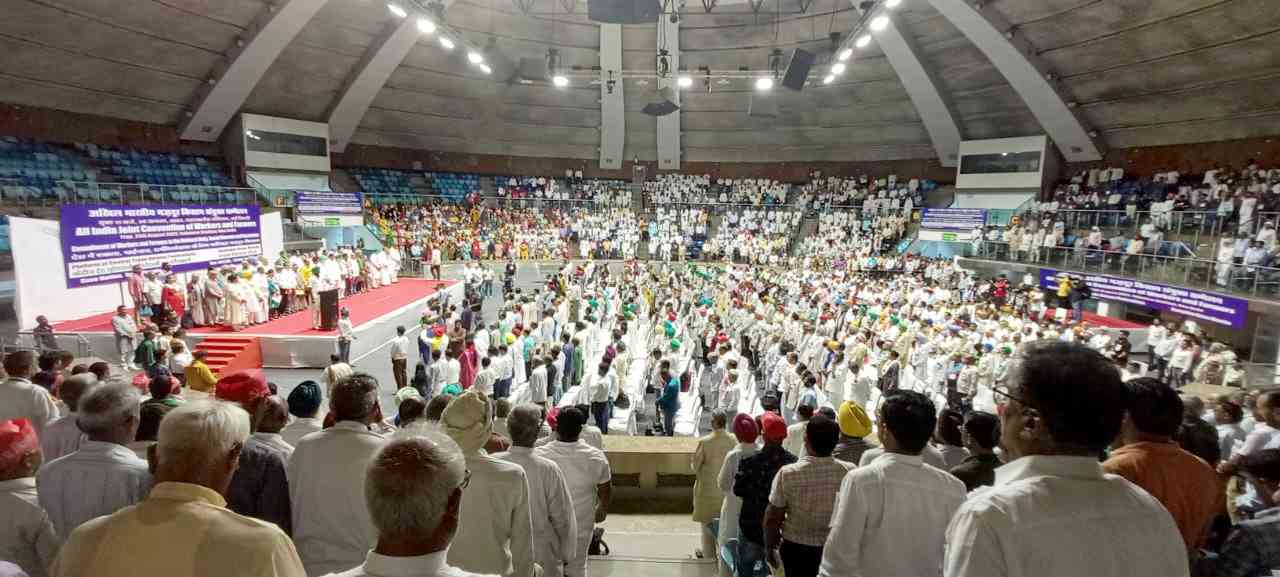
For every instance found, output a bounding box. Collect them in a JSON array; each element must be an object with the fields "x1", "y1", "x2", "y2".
[{"x1": 161, "y1": 275, "x2": 186, "y2": 327}]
